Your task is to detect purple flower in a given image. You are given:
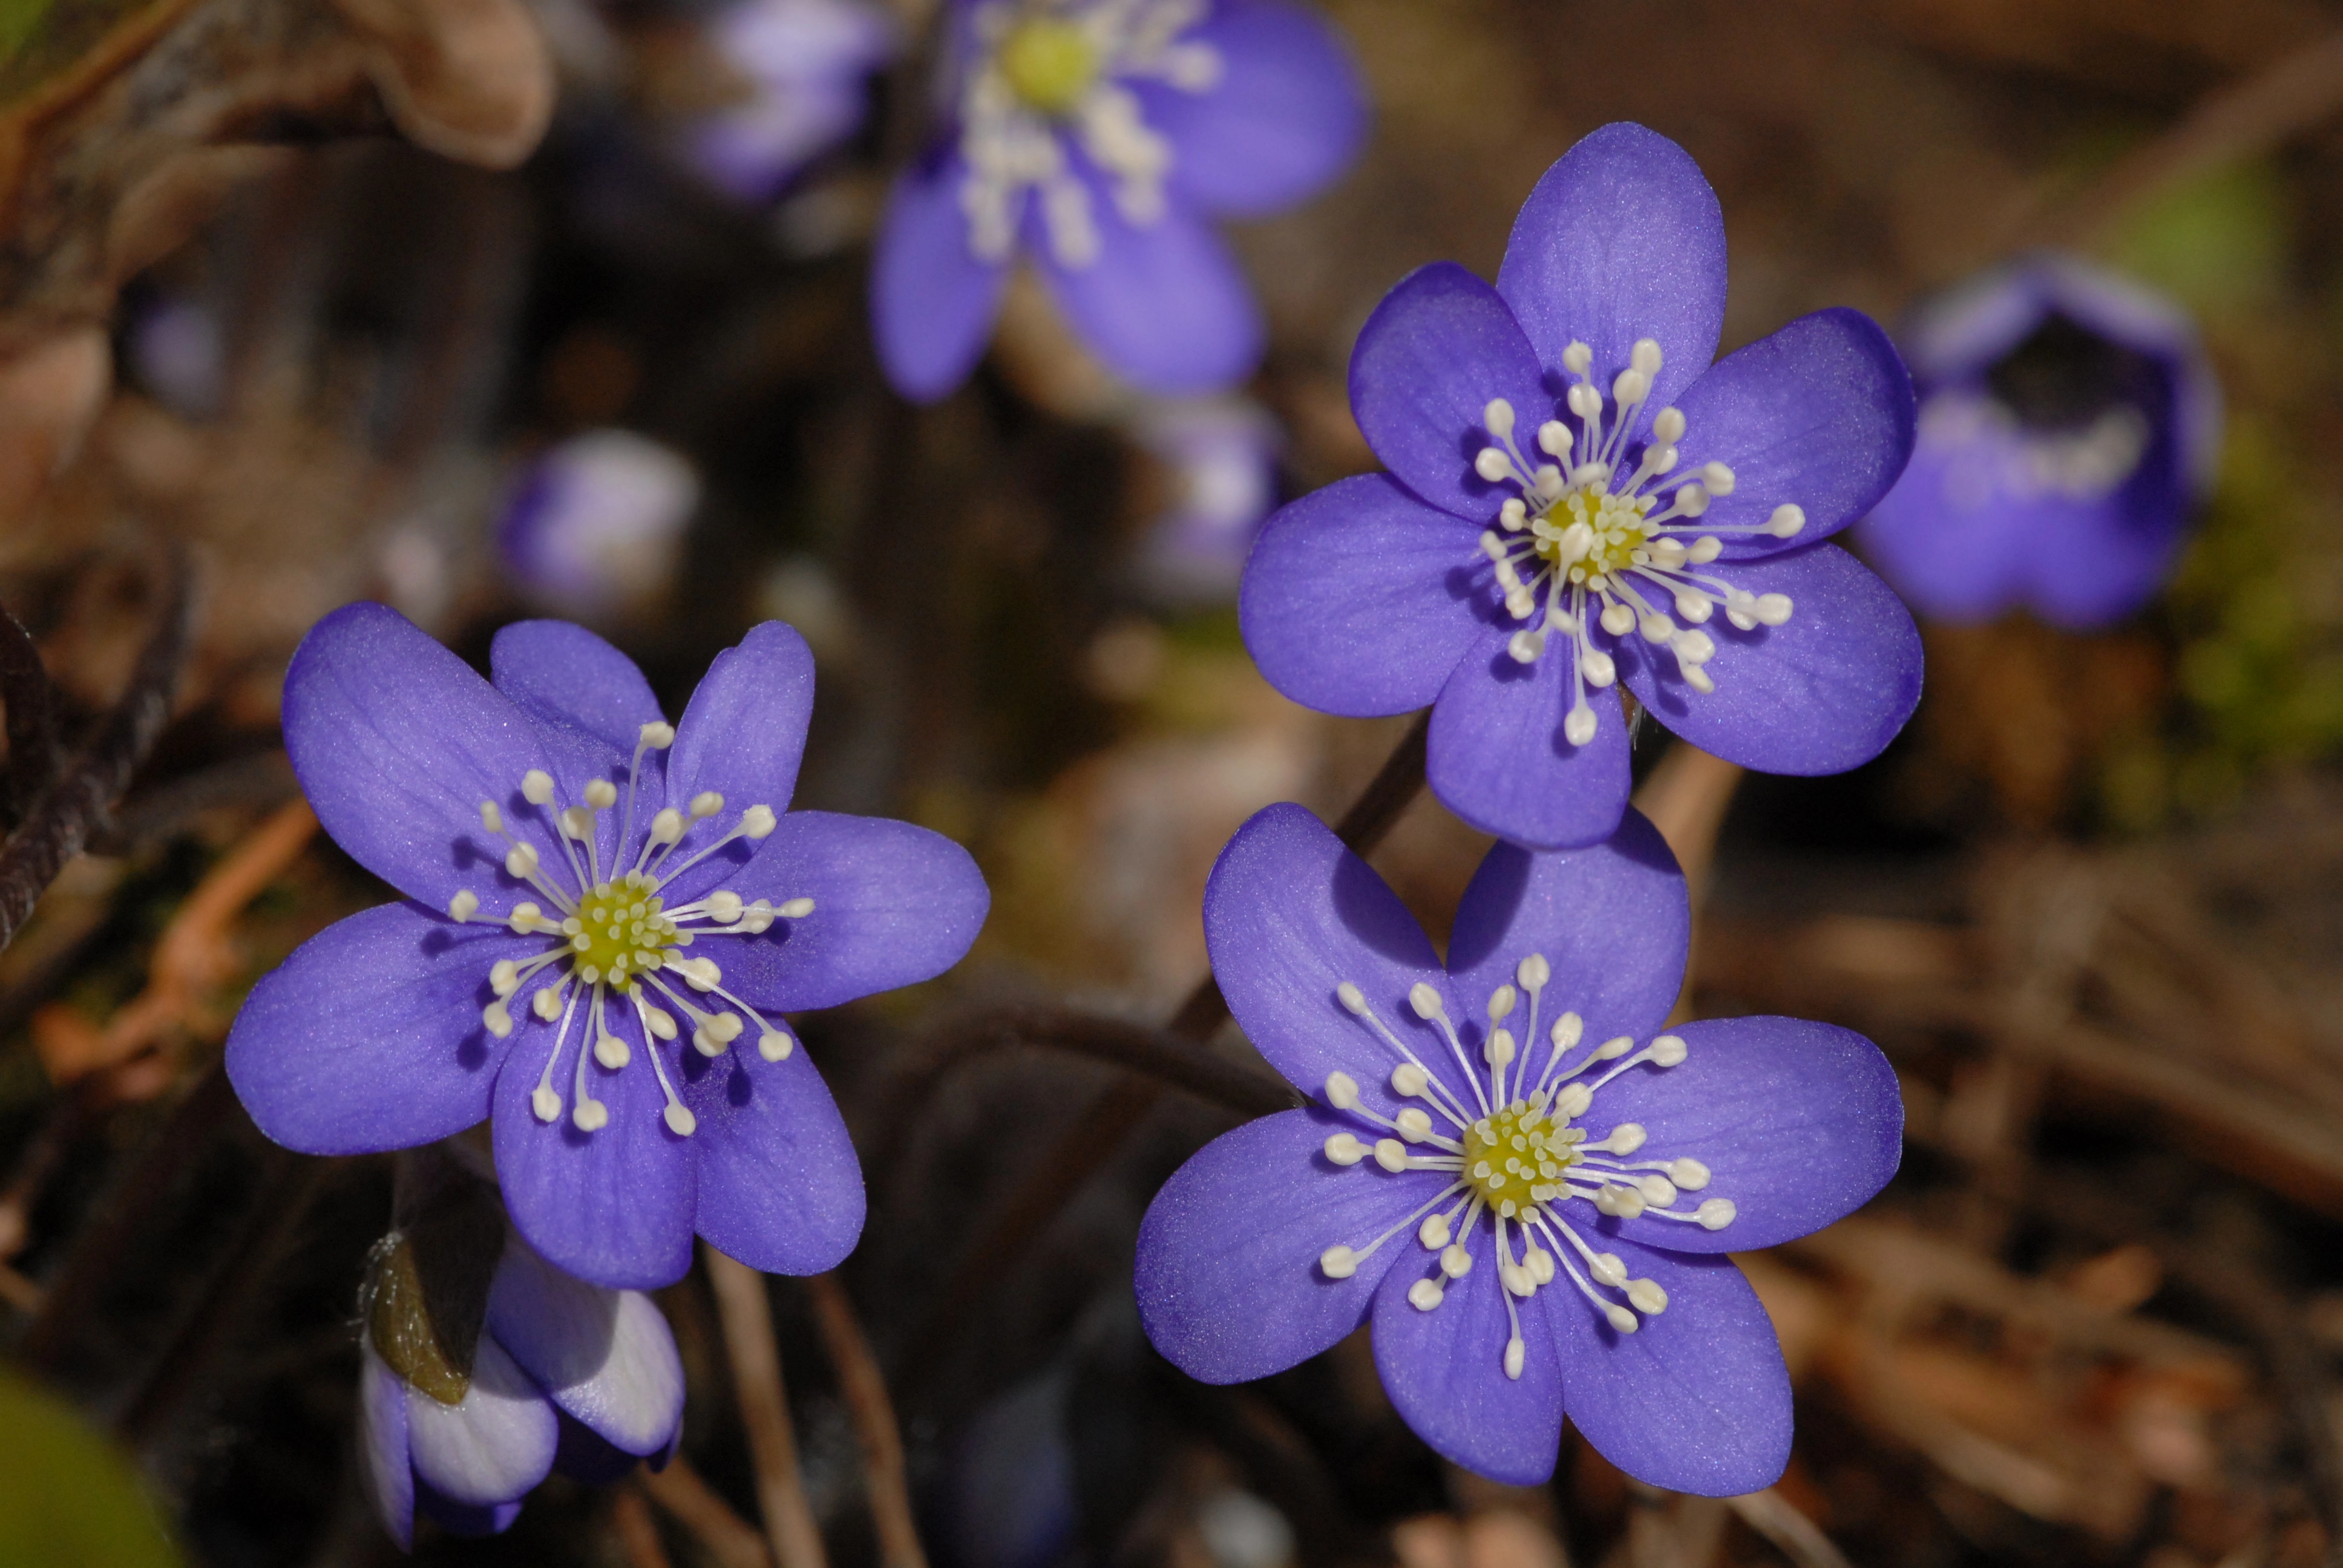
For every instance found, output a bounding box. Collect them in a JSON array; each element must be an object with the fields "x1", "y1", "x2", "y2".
[
  {"x1": 225, "y1": 606, "x2": 990, "y2": 1287},
  {"x1": 1855, "y1": 253, "x2": 2221, "y2": 629},
  {"x1": 1132, "y1": 397, "x2": 1281, "y2": 603},
  {"x1": 359, "y1": 1229, "x2": 686, "y2": 1547},
  {"x1": 1135, "y1": 803, "x2": 1902, "y2": 1490},
  {"x1": 687, "y1": 0, "x2": 897, "y2": 202},
  {"x1": 1239, "y1": 123, "x2": 1923, "y2": 851},
  {"x1": 497, "y1": 430, "x2": 700, "y2": 619},
  {"x1": 870, "y1": 0, "x2": 1366, "y2": 401}
]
